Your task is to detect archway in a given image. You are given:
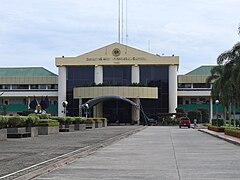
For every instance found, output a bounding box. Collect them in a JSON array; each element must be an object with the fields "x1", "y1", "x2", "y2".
[
  {"x1": 81, "y1": 96, "x2": 140, "y2": 124},
  {"x1": 81, "y1": 96, "x2": 139, "y2": 109}
]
